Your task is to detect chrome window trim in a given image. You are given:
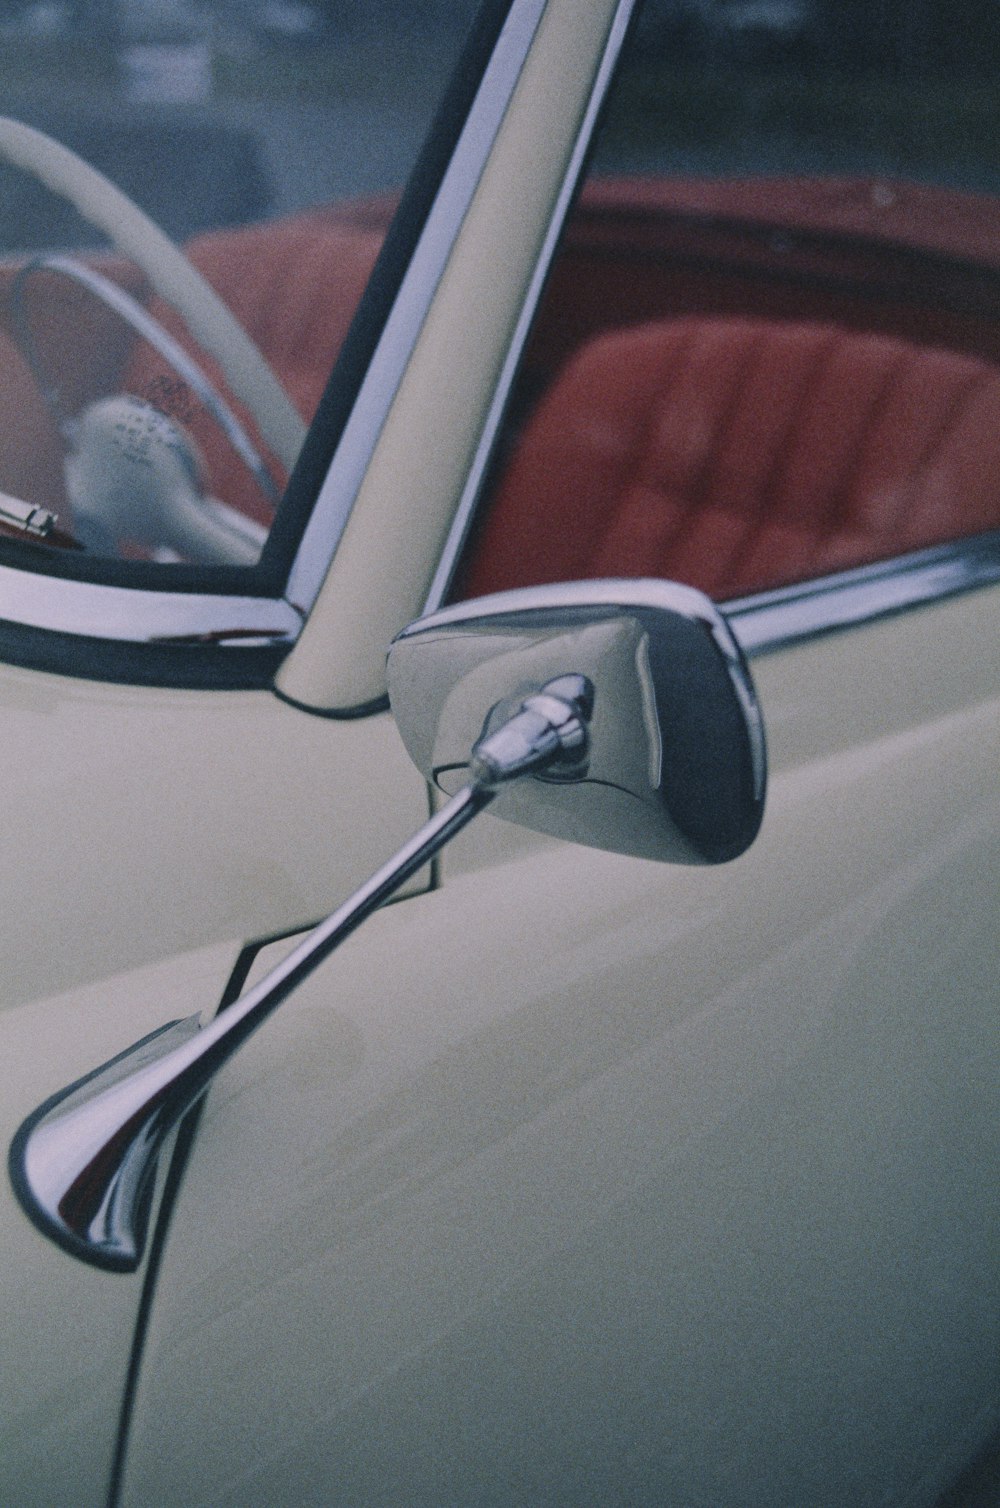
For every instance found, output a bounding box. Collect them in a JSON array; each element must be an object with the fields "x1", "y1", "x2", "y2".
[
  {"x1": 283, "y1": 0, "x2": 551, "y2": 616},
  {"x1": 726, "y1": 531, "x2": 1000, "y2": 658},
  {"x1": 422, "y1": 0, "x2": 640, "y2": 614},
  {"x1": 0, "y1": 563, "x2": 303, "y2": 645}
]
